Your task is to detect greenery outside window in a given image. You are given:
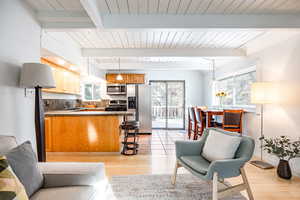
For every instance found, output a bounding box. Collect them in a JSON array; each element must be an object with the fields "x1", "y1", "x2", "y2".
[{"x1": 213, "y1": 68, "x2": 256, "y2": 108}]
